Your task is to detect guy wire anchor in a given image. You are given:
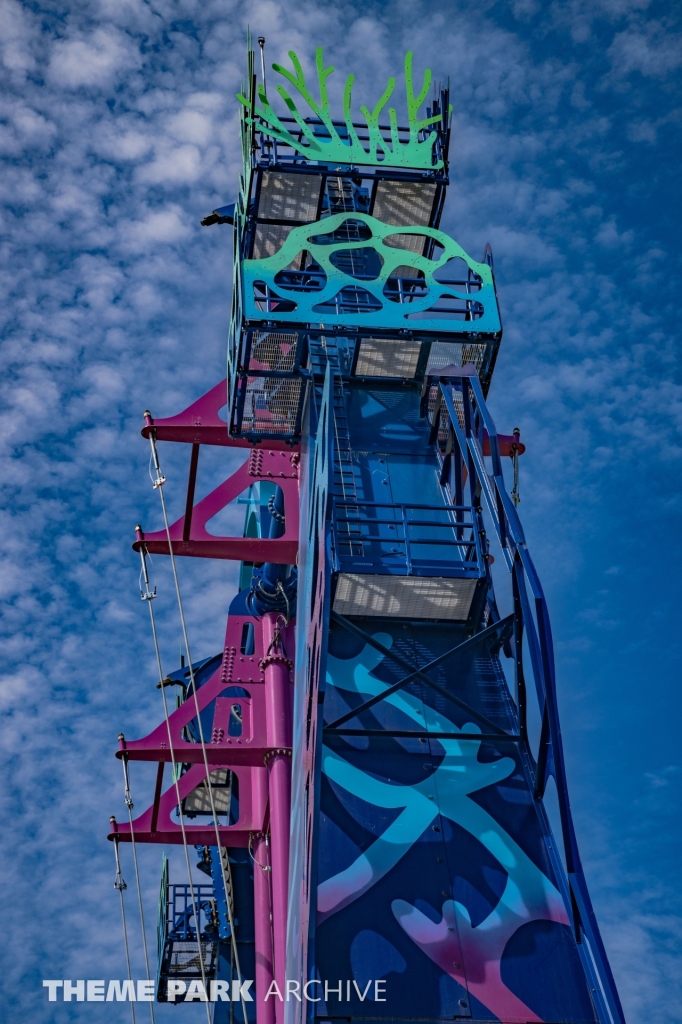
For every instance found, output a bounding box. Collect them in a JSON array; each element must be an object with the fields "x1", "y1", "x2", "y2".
[
  {"x1": 144, "y1": 418, "x2": 165, "y2": 489},
  {"x1": 111, "y1": 818, "x2": 127, "y2": 891},
  {"x1": 511, "y1": 427, "x2": 521, "y2": 507},
  {"x1": 136, "y1": 528, "x2": 156, "y2": 601},
  {"x1": 258, "y1": 36, "x2": 267, "y2": 95}
]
